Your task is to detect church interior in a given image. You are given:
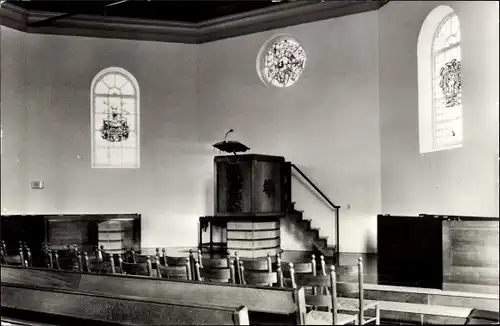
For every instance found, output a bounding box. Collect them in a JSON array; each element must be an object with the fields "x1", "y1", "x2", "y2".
[{"x1": 0, "y1": 0, "x2": 499, "y2": 325}]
